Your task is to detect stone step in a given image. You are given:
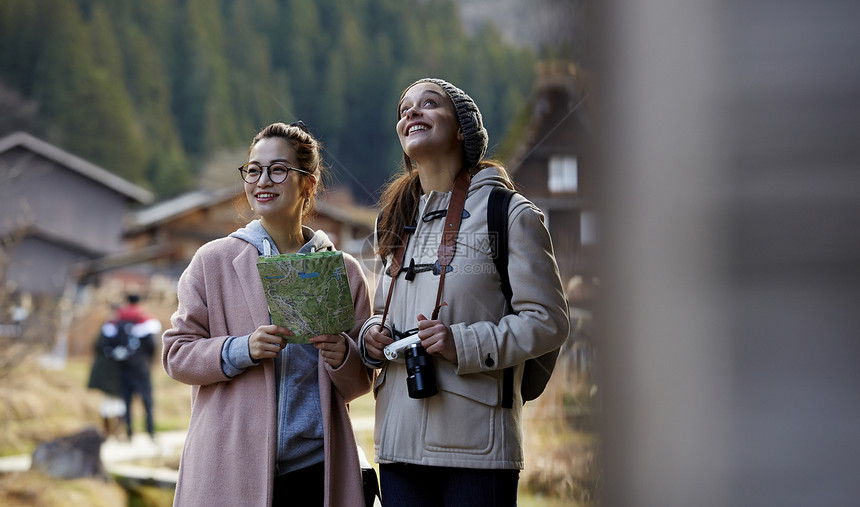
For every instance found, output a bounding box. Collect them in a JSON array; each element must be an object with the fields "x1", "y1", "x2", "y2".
[{"x1": 0, "y1": 430, "x2": 186, "y2": 484}]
